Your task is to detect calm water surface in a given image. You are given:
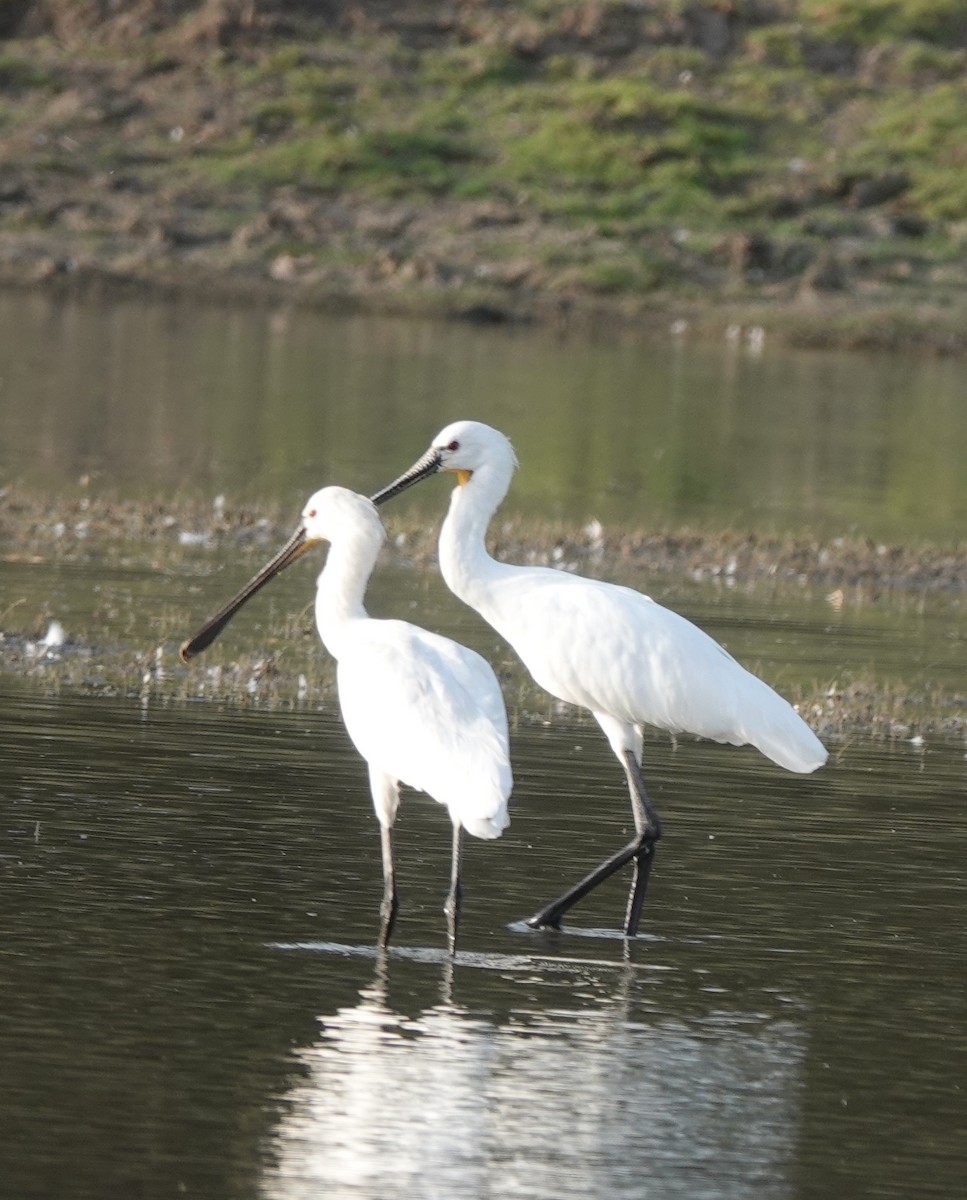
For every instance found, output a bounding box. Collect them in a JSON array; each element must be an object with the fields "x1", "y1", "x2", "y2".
[
  {"x1": 2, "y1": 689, "x2": 966, "y2": 1200},
  {"x1": 3, "y1": 290, "x2": 967, "y2": 539},
  {"x1": 2, "y1": 292, "x2": 967, "y2": 1199}
]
